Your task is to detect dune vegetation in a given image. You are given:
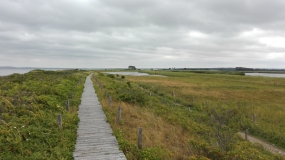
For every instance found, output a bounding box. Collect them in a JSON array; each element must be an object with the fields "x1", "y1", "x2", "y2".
[
  {"x1": 1, "y1": 69, "x2": 284, "y2": 159},
  {"x1": 0, "y1": 70, "x2": 88, "y2": 159},
  {"x1": 92, "y1": 70, "x2": 285, "y2": 159}
]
